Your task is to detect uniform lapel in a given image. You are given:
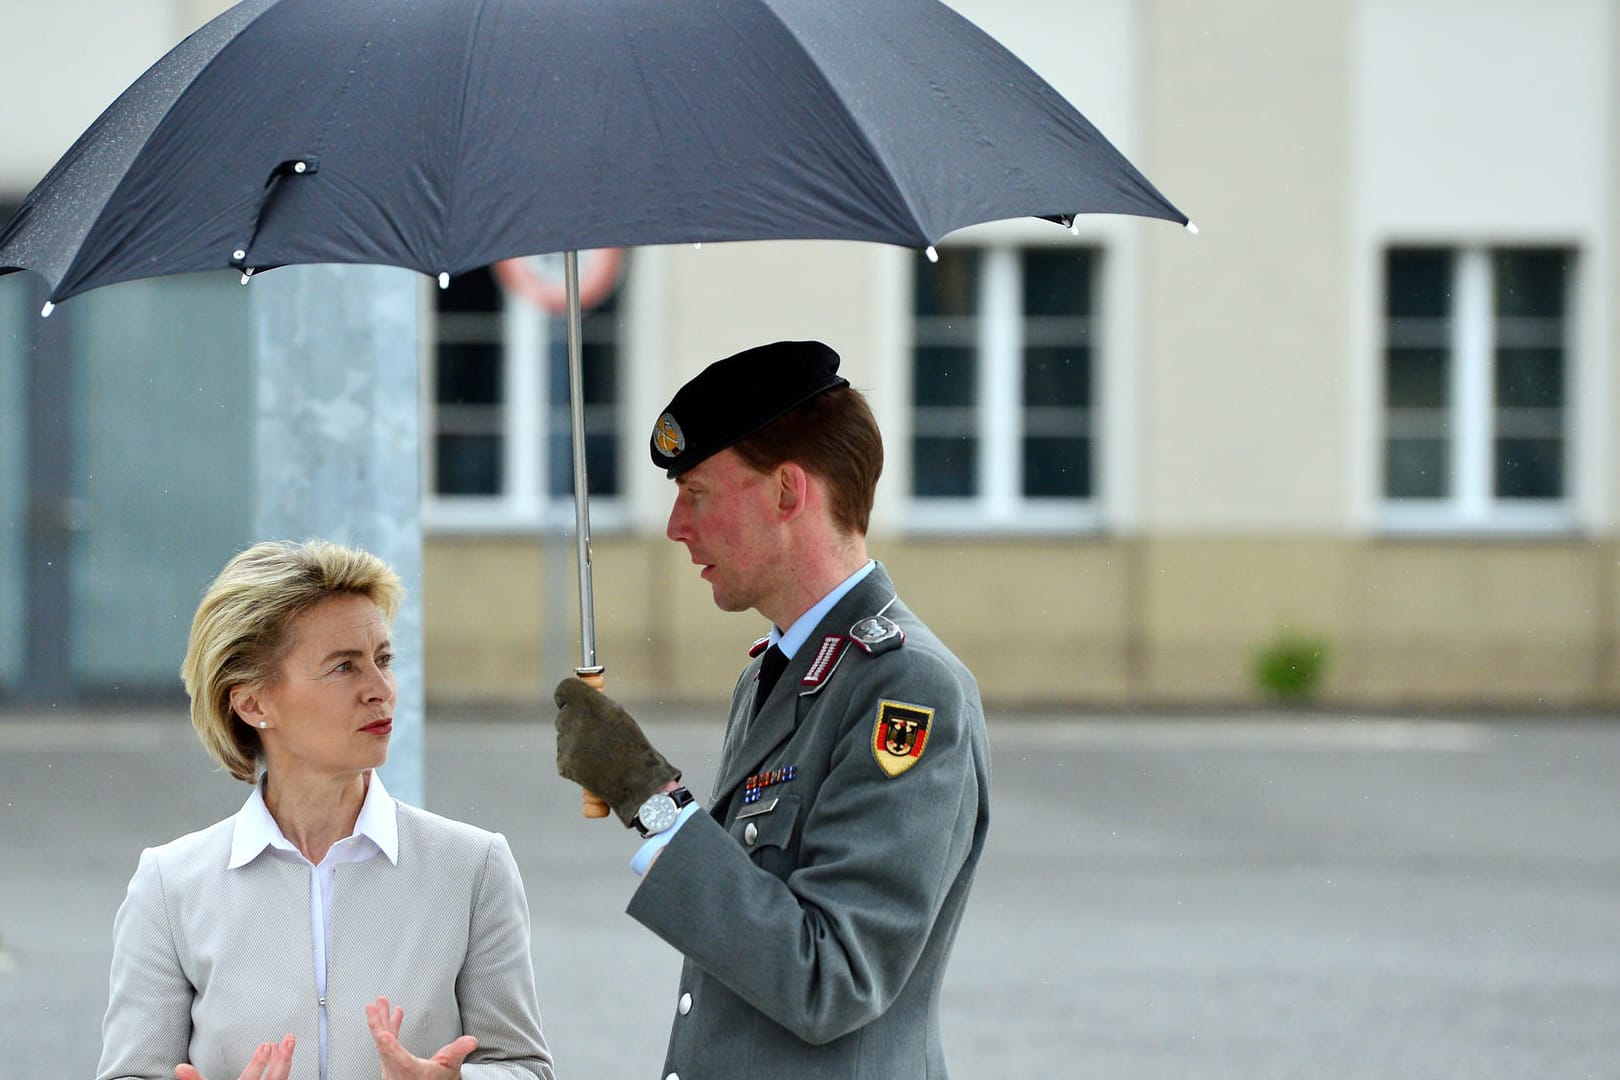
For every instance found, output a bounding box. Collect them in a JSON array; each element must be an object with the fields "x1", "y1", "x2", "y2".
[{"x1": 710, "y1": 565, "x2": 896, "y2": 810}]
